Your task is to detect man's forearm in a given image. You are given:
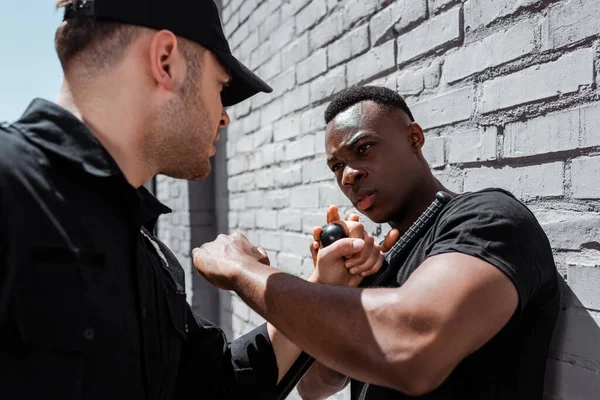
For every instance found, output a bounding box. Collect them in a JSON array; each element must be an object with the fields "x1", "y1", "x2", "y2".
[
  {"x1": 230, "y1": 260, "x2": 408, "y2": 391},
  {"x1": 267, "y1": 323, "x2": 303, "y2": 383}
]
